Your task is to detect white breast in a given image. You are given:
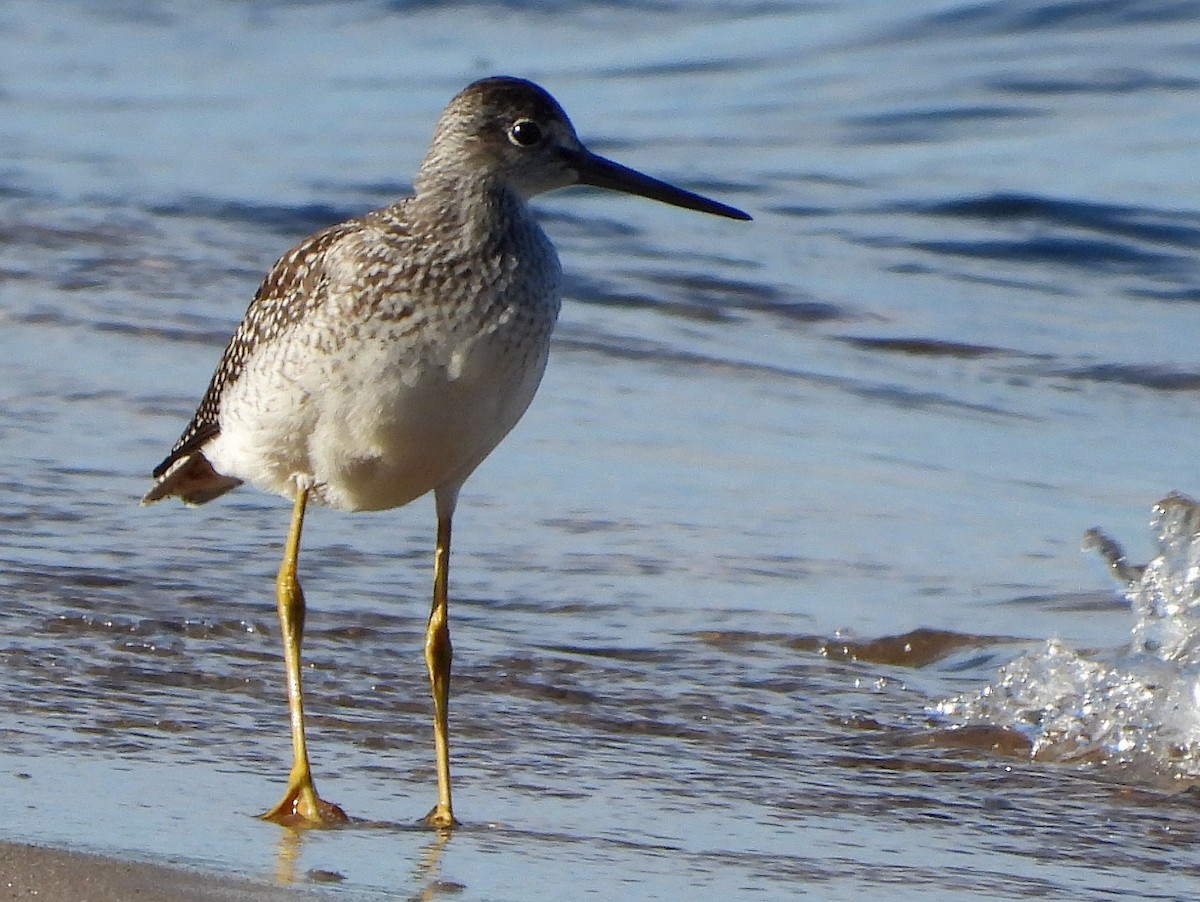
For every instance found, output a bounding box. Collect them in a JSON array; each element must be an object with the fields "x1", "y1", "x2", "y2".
[{"x1": 205, "y1": 229, "x2": 560, "y2": 513}]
